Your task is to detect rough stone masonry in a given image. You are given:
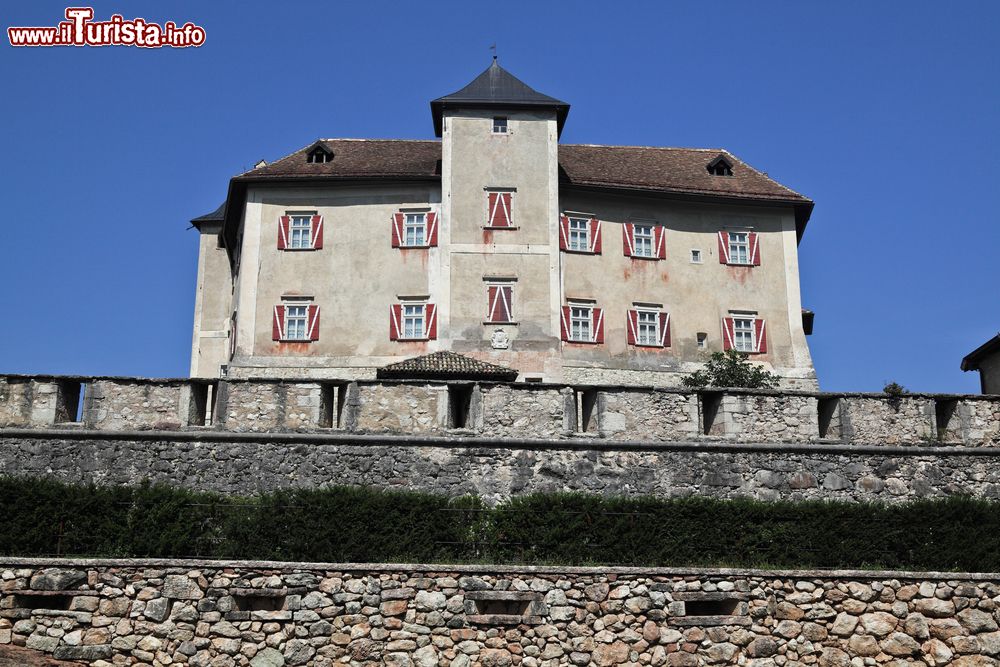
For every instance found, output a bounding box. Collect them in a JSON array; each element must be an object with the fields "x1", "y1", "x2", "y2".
[{"x1": 3, "y1": 560, "x2": 1000, "y2": 667}]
